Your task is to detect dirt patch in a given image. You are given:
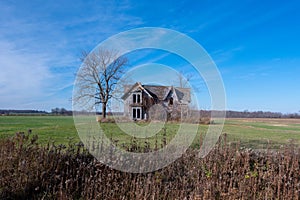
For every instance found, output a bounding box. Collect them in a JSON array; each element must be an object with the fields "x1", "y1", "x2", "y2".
[{"x1": 271, "y1": 124, "x2": 288, "y2": 127}]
